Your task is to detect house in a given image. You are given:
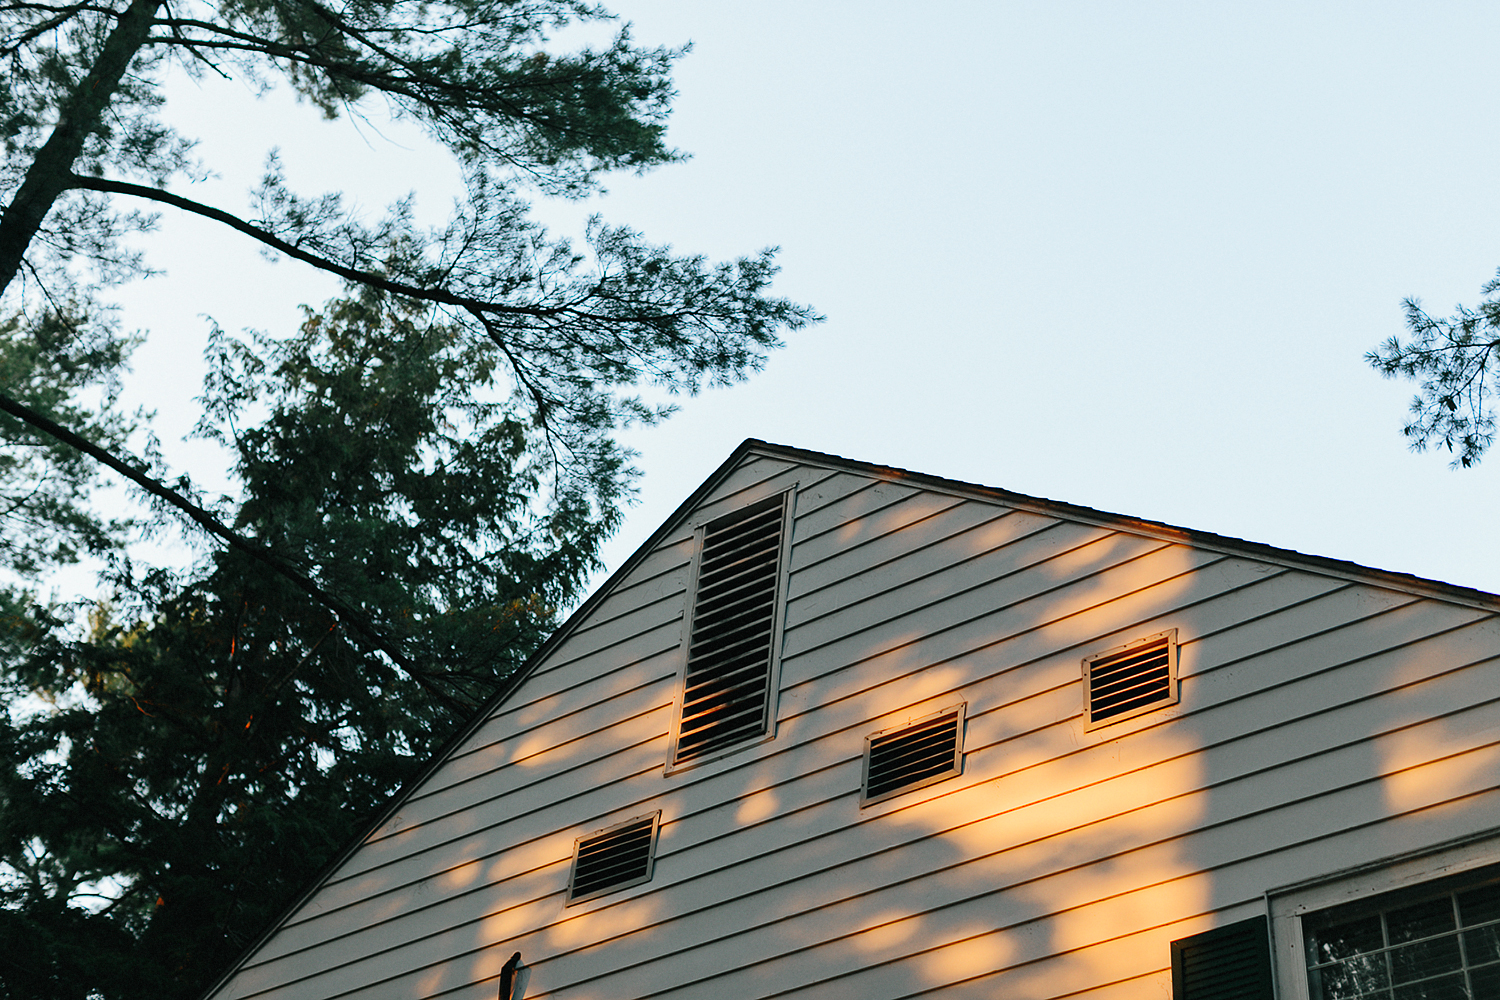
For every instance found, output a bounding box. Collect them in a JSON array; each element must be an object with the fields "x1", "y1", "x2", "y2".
[{"x1": 201, "y1": 440, "x2": 1500, "y2": 1000}]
